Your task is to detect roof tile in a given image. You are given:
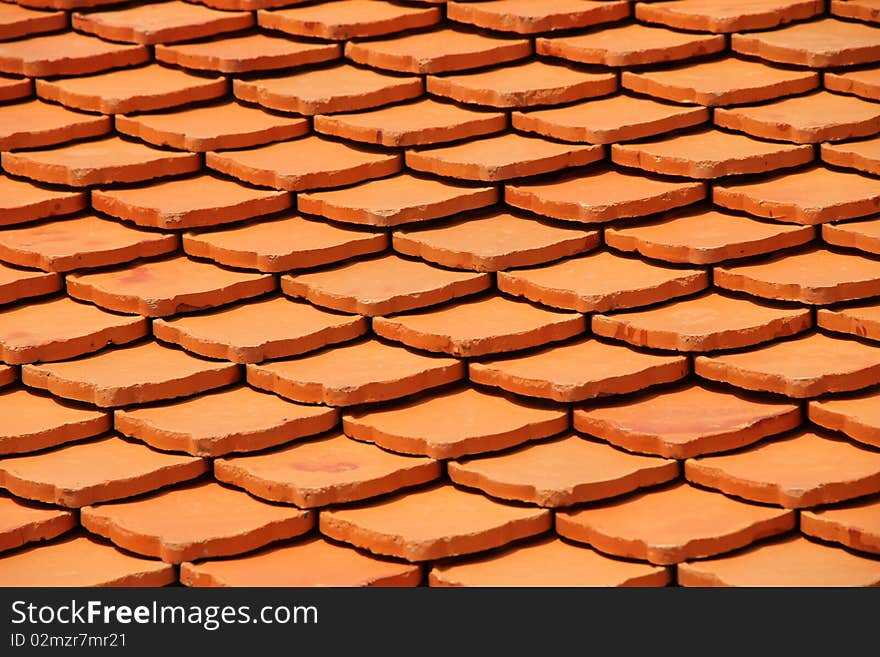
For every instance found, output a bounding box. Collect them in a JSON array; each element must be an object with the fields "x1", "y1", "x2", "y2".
[
  {"x1": 0, "y1": 177, "x2": 86, "y2": 227},
  {"x1": 0, "y1": 32, "x2": 148, "y2": 77},
  {"x1": 802, "y1": 498, "x2": 880, "y2": 555},
  {"x1": 0, "y1": 100, "x2": 110, "y2": 151},
  {"x1": 0, "y1": 263, "x2": 60, "y2": 305},
  {"x1": 188, "y1": 0, "x2": 303, "y2": 9},
  {"x1": 821, "y1": 137, "x2": 880, "y2": 176},
  {"x1": 0, "y1": 3, "x2": 65, "y2": 41},
  {"x1": 825, "y1": 68, "x2": 880, "y2": 101},
  {"x1": 635, "y1": 0, "x2": 823, "y2": 33},
  {"x1": 809, "y1": 391, "x2": 880, "y2": 449},
  {"x1": 831, "y1": 0, "x2": 880, "y2": 21},
  {"x1": 446, "y1": 0, "x2": 631, "y2": 34},
  {"x1": 817, "y1": 300, "x2": 880, "y2": 342},
  {"x1": 0, "y1": 494, "x2": 74, "y2": 553},
  {"x1": 0, "y1": 75, "x2": 31, "y2": 102},
  {"x1": 823, "y1": 217, "x2": 880, "y2": 255}
]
